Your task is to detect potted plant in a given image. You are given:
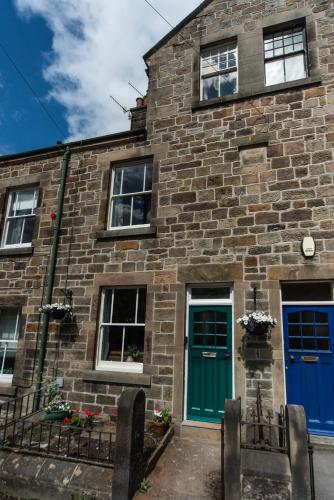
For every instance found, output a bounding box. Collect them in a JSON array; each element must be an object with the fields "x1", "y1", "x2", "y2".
[
  {"x1": 237, "y1": 311, "x2": 277, "y2": 336},
  {"x1": 44, "y1": 384, "x2": 72, "y2": 422},
  {"x1": 44, "y1": 396, "x2": 72, "y2": 422},
  {"x1": 63, "y1": 408, "x2": 100, "y2": 428},
  {"x1": 39, "y1": 303, "x2": 72, "y2": 320},
  {"x1": 151, "y1": 406, "x2": 171, "y2": 437},
  {"x1": 126, "y1": 344, "x2": 141, "y2": 362}
]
